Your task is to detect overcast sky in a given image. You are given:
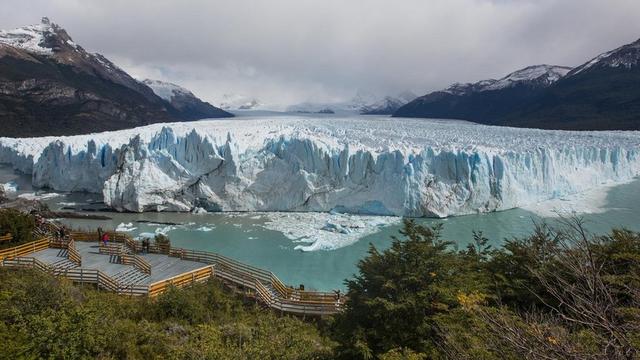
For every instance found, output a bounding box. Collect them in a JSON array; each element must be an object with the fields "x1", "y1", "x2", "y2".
[{"x1": 2, "y1": 0, "x2": 640, "y2": 107}]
